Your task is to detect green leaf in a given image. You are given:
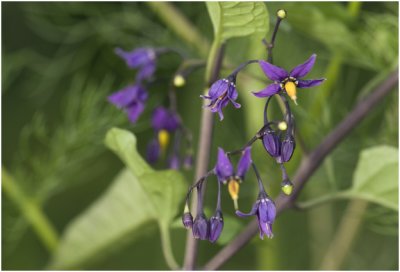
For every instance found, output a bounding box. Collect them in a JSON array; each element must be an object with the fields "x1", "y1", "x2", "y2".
[
  {"x1": 50, "y1": 128, "x2": 187, "y2": 269},
  {"x1": 206, "y1": 2, "x2": 269, "y2": 42},
  {"x1": 349, "y1": 145, "x2": 398, "y2": 210}
]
